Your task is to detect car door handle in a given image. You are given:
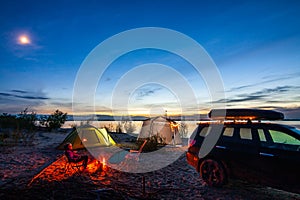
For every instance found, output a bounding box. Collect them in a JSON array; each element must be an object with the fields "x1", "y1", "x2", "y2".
[
  {"x1": 259, "y1": 152, "x2": 274, "y2": 157},
  {"x1": 216, "y1": 145, "x2": 227, "y2": 149}
]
